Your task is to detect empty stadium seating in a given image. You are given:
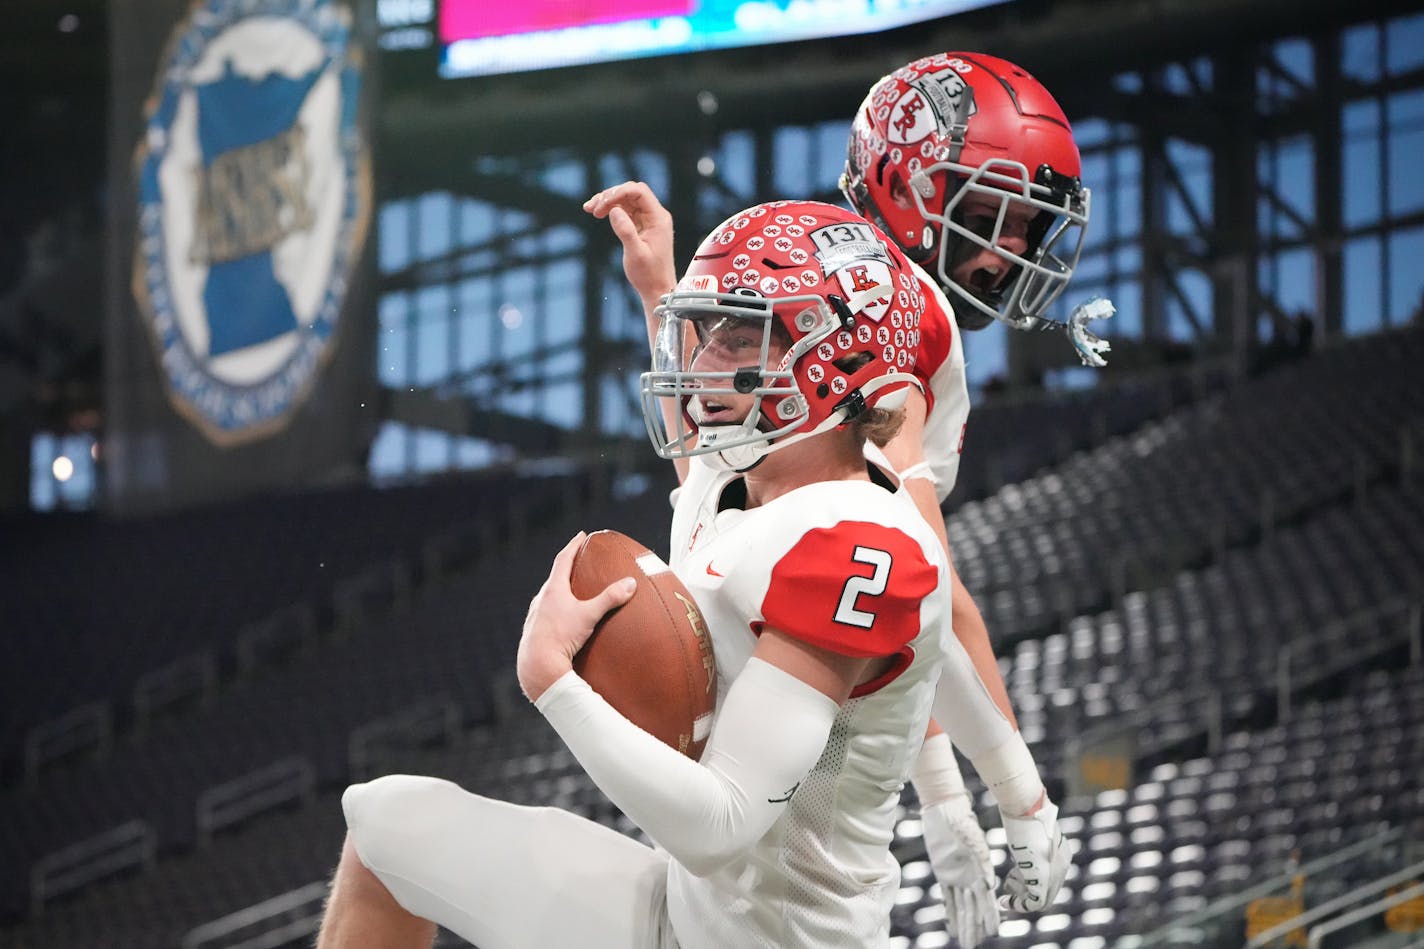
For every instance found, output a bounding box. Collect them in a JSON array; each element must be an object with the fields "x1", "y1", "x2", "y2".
[{"x1": 1, "y1": 325, "x2": 1421, "y2": 948}]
